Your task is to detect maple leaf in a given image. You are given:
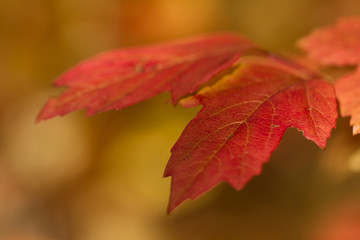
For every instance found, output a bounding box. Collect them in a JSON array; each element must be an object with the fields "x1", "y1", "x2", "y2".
[
  {"x1": 38, "y1": 33, "x2": 337, "y2": 212},
  {"x1": 299, "y1": 16, "x2": 360, "y2": 135},
  {"x1": 164, "y1": 61, "x2": 337, "y2": 212},
  {"x1": 37, "y1": 33, "x2": 258, "y2": 121},
  {"x1": 298, "y1": 16, "x2": 360, "y2": 66}
]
